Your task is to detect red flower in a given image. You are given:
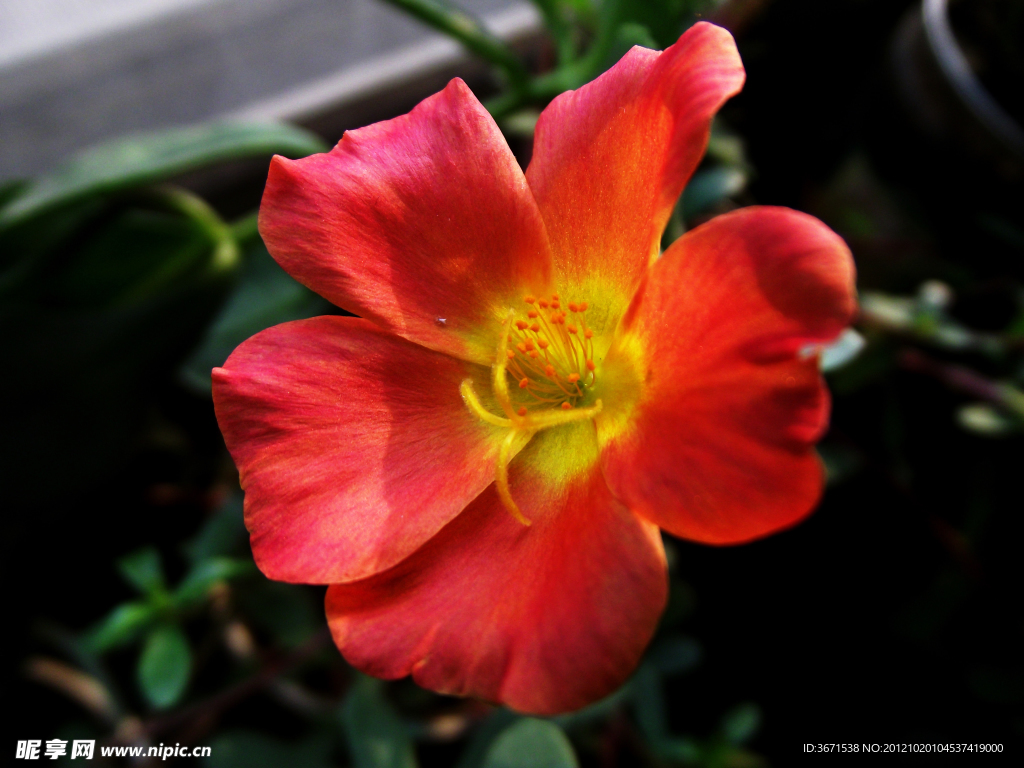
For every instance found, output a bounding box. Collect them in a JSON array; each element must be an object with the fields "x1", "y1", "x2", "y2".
[{"x1": 213, "y1": 22, "x2": 856, "y2": 714}]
